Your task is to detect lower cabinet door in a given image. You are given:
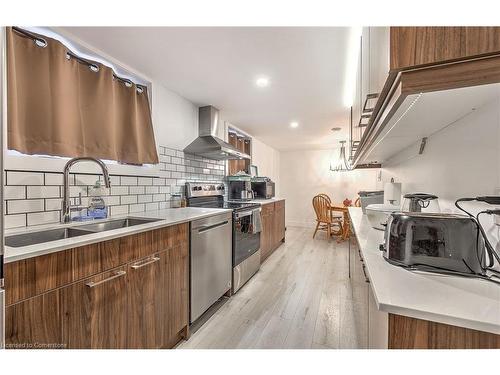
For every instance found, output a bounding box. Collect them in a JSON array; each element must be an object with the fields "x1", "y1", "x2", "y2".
[
  {"x1": 127, "y1": 253, "x2": 164, "y2": 349},
  {"x1": 61, "y1": 266, "x2": 128, "y2": 349},
  {"x1": 5, "y1": 288, "x2": 62, "y2": 349},
  {"x1": 164, "y1": 244, "x2": 189, "y2": 347}
]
